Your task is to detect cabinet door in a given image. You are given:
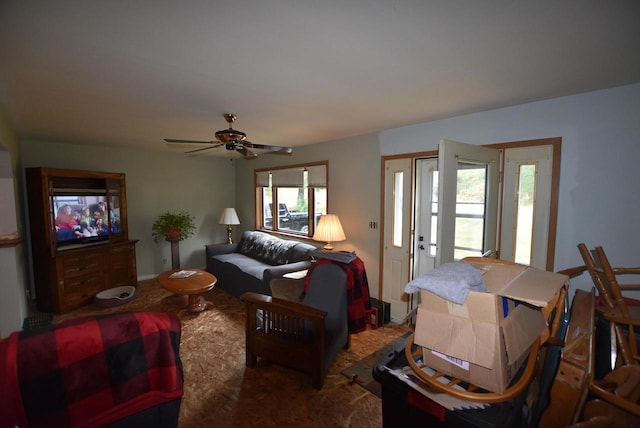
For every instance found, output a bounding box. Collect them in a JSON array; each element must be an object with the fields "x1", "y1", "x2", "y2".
[
  {"x1": 106, "y1": 243, "x2": 137, "y2": 288},
  {"x1": 106, "y1": 176, "x2": 128, "y2": 242},
  {"x1": 57, "y1": 249, "x2": 105, "y2": 311}
]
